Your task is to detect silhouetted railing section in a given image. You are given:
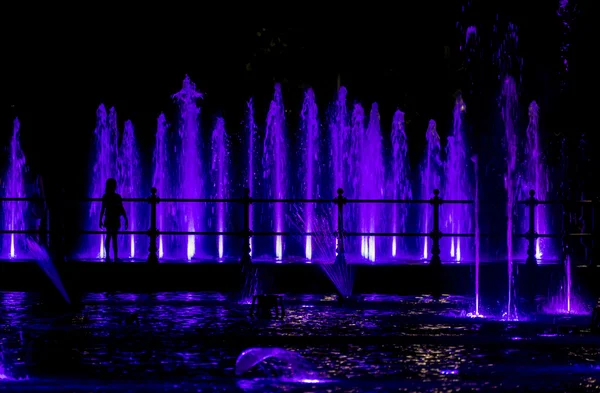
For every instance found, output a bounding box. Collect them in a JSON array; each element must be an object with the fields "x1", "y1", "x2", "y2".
[{"x1": 0, "y1": 190, "x2": 596, "y2": 264}]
